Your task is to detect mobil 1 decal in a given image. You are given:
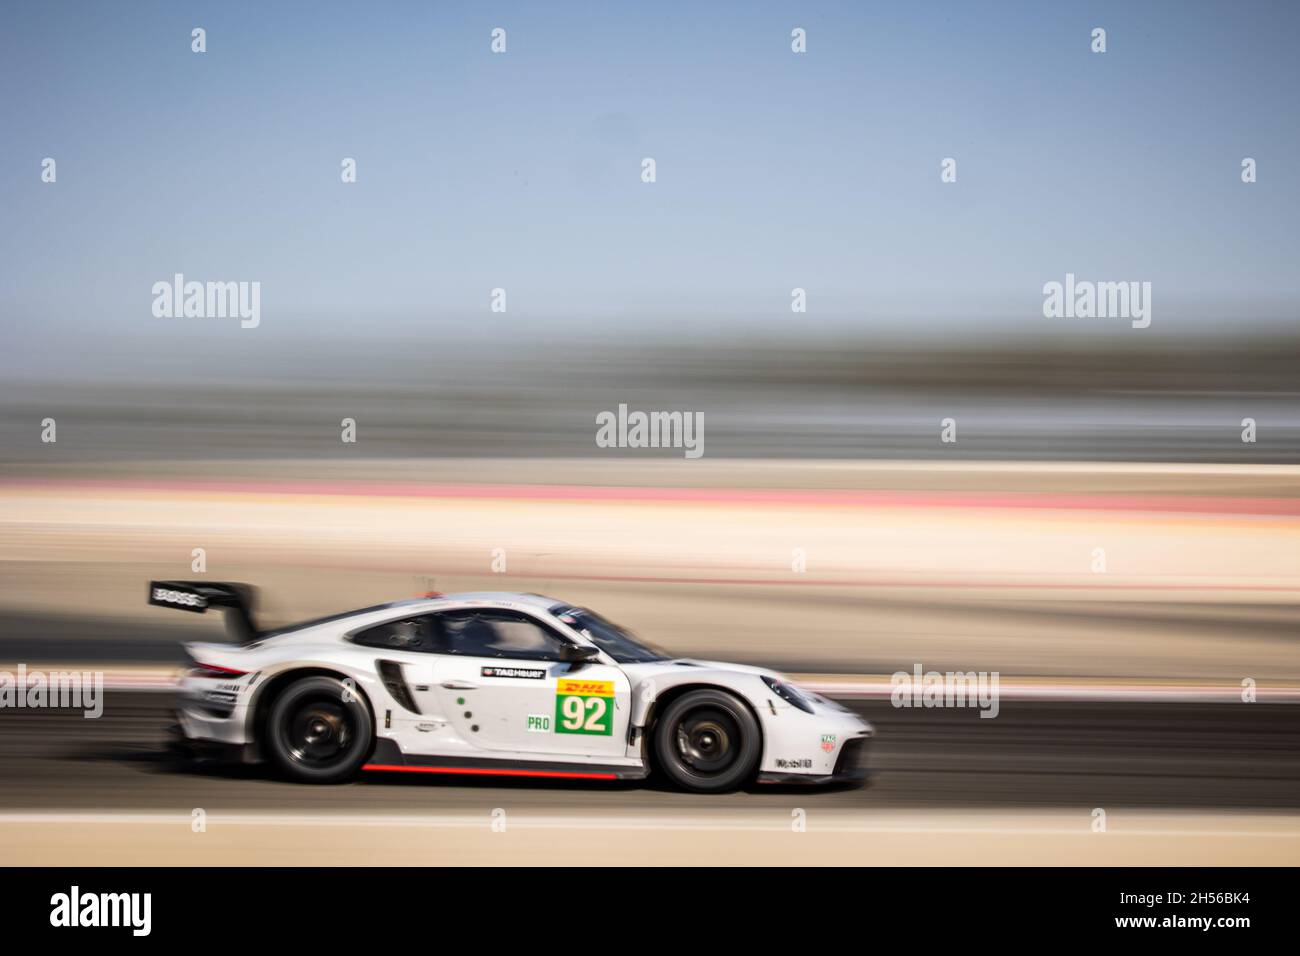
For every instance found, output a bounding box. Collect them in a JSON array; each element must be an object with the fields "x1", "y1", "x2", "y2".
[{"x1": 555, "y1": 678, "x2": 614, "y2": 735}]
